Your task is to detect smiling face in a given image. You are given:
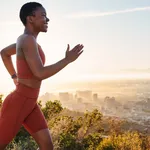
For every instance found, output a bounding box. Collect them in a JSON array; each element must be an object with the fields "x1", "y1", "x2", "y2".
[{"x1": 28, "y1": 7, "x2": 50, "y2": 32}]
